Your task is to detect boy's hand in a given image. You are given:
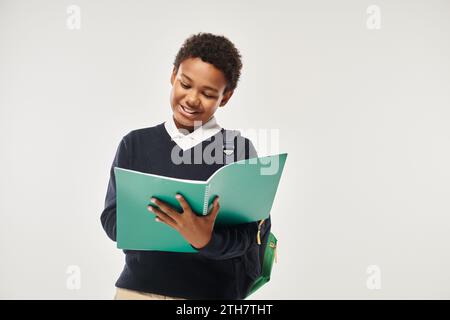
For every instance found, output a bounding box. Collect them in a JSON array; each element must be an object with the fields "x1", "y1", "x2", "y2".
[{"x1": 147, "y1": 194, "x2": 220, "y2": 249}]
